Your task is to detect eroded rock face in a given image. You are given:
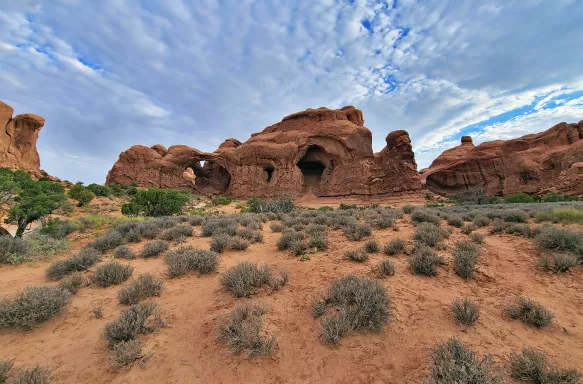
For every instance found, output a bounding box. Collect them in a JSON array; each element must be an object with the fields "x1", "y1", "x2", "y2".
[
  {"x1": 422, "y1": 121, "x2": 583, "y2": 196},
  {"x1": 106, "y1": 106, "x2": 424, "y2": 197},
  {"x1": 0, "y1": 101, "x2": 45, "y2": 176}
]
